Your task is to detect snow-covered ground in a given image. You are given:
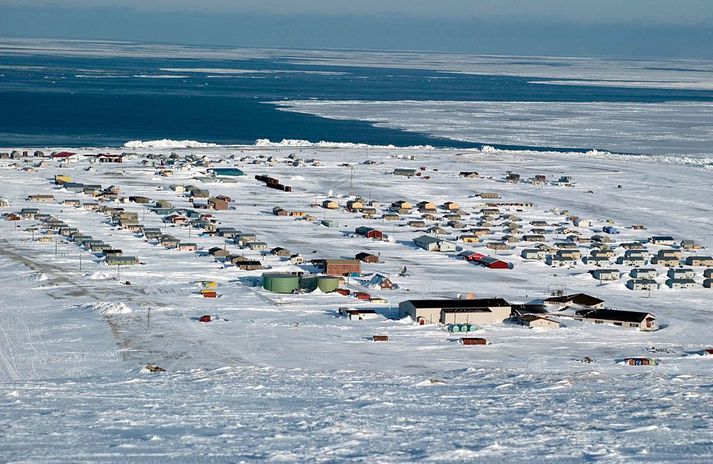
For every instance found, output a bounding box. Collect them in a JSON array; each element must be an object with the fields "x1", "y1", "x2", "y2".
[{"x1": 1, "y1": 142, "x2": 713, "y2": 462}]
